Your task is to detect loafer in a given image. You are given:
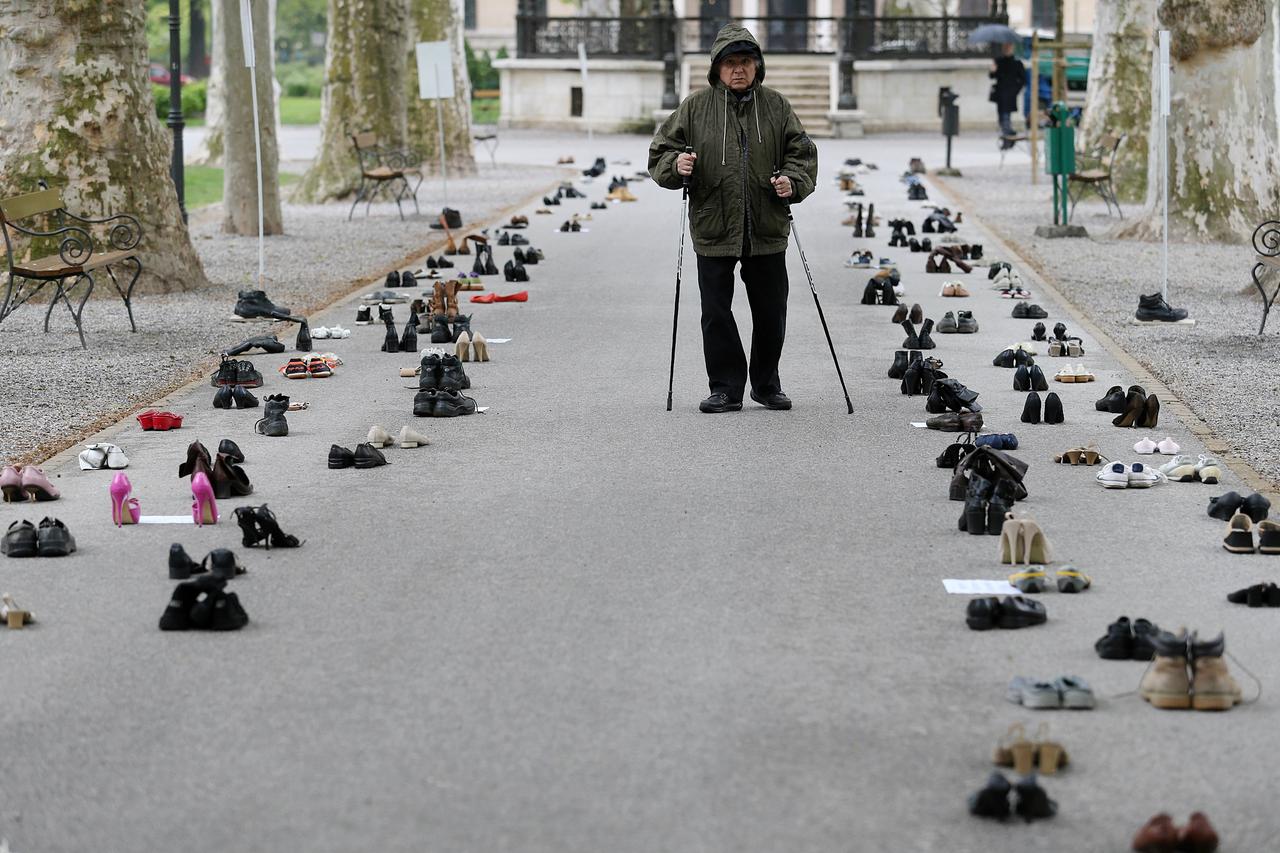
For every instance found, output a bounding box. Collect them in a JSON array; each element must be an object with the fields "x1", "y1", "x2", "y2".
[
  {"x1": 994, "y1": 595, "x2": 1047, "y2": 629},
  {"x1": 1, "y1": 519, "x2": 38, "y2": 557},
  {"x1": 353, "y1": 443, "x2": 389, "y2": 469},
  {"x1": 699, "y1": 393, "x2": 742, "y2": 414},
  {"x1": 749, "y1": 390, "x2": 792, "y2": 410},
  {"x1": 1208, "y1": 491, "x2": 1245, "y2": 521},
  {"x1": 1228, "y1": 582, "x2": 1280, "y2": 606},
  {"x1": 1095, "y1": 616, "x2": 1134, "y2": 659},
  {"x1": 1242, "y1": 492, "x2": 1272, "y2": 523},
  {"x1": 328, "y1": 445, "x2": 356, "y2": 469}
]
